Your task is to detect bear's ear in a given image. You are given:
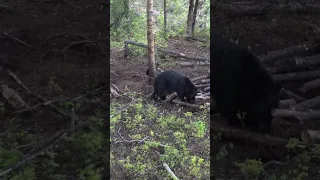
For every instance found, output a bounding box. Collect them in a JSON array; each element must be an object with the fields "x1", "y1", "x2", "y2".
[{"x1": 275, "y1": 81, "x2": 282, "y2": 92}]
